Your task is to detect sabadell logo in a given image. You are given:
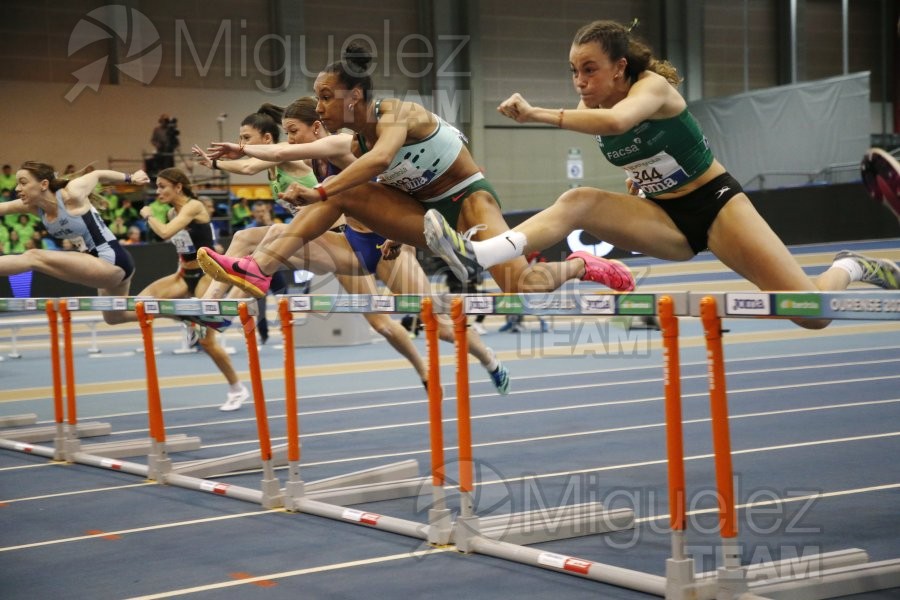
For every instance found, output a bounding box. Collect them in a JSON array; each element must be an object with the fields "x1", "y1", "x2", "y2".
[{"x1": 66, "y1": 5, "x2": 162, "y2": 102}]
